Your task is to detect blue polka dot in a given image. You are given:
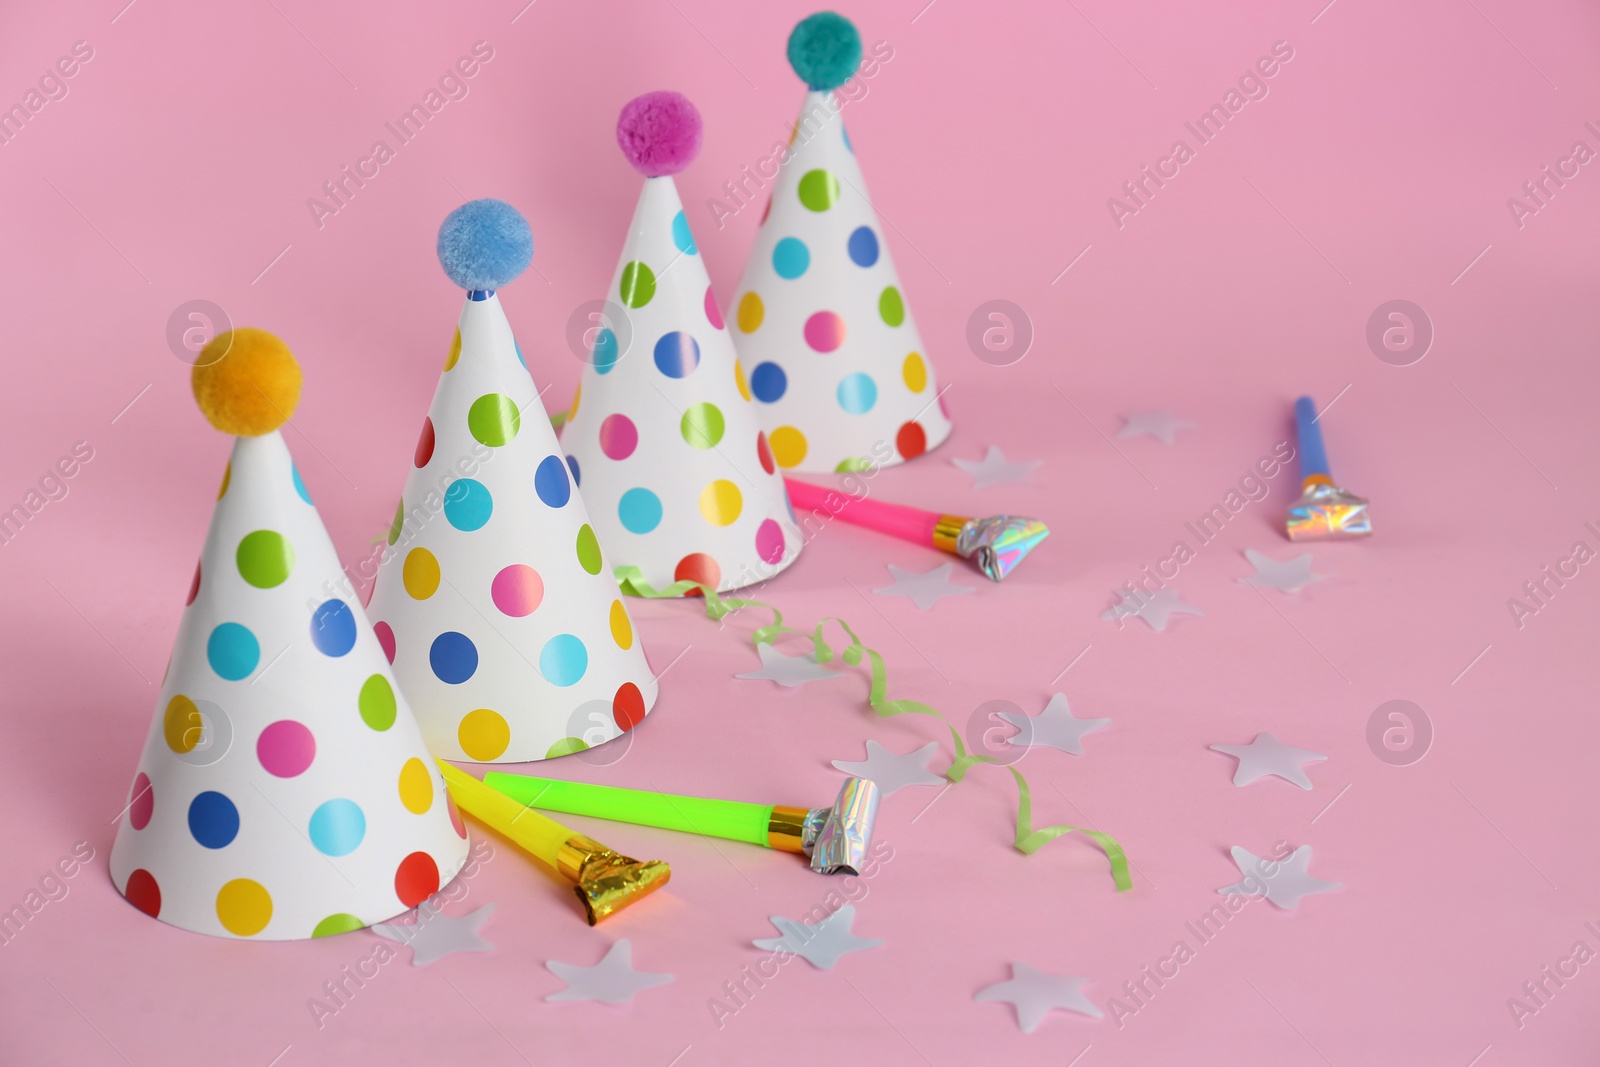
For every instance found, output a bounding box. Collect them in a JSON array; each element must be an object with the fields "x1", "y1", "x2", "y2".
[
  {"x1": 837, "y1": 373, "x2": 878, "y2": 414},
  {"x1": 751, "y1": 362, "x2": 788, "y2": 403},
  {"x1": 842, "y1": 124, "x2": 853, "y2": 153},
  {"x1": 188, "y1": 791, "x2": 239, "y2": 849},
  {"x1": 535, "y1": 455, "x2": 571, "y2": 508},
  {"x1": 772, "y1": 237, "x2": 810, "y2": 279},
  {"x1": 847, "y1": 226, "x2": 879, "y2": 267},
  {"x1": 311, "y1": 600, "x2": 357, "y2": 657},
  {"x1": 444, "y1": 478, "x2": 493, "y2": 531},
  {"x1": 308, "y1": 799, "x2": 366, "y2": 857},
  {"x1": 539, "y1": 634, "x2": 588, "y2": 687},
  {"x1": 593, "y1": 328, "x2": 619, "y2": 374},
  {"x1": 653, "y1": 332, "x2": 700, "y2": 378},
  {"x1": 618, "y1": 488, "x2": 663, "y2": 534},
  {"x1": 207, "y1": 623, "x2": 259, "y2": 681},
  {"x1": 430, "y1": 631, "x2": 478, "y2": 684},
  {"x1": 292, "y1": 464, "x2": 313, "y2": 504},
  {"x1": 515, "y1": 338, "x2": 526, "y2": 368},
  {"x1": 567, "y1": 454, "x2": 581, "y2": 487},
  {"x1": 671, "y1": 211, "x2": 697, "y2": 255}
]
